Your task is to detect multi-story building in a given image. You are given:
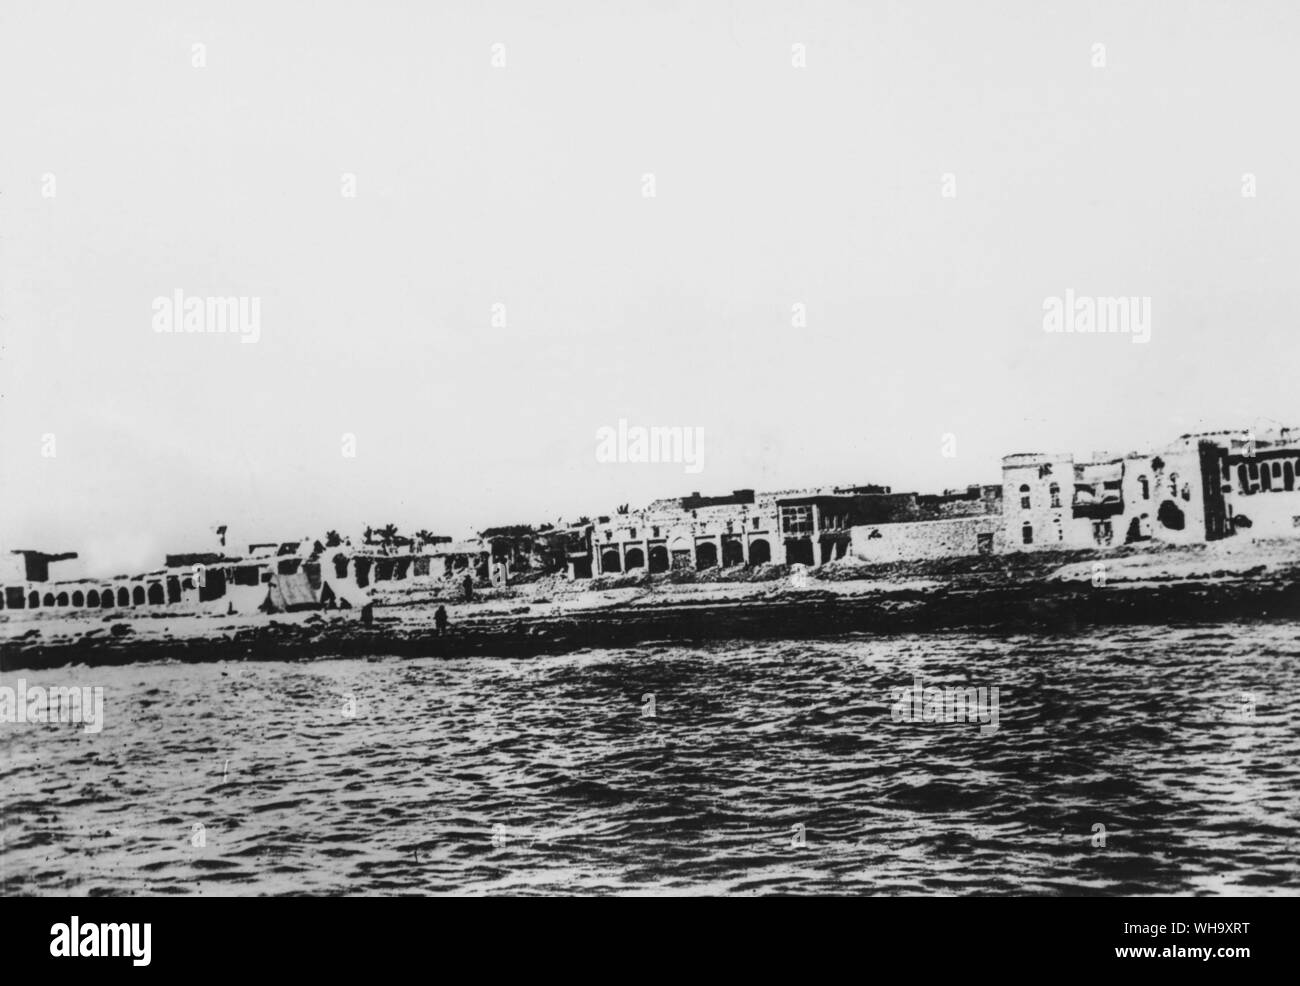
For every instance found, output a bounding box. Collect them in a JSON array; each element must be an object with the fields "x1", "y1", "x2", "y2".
[
  {"x1": 585, "y1": 484, "x2": 917, "y2": 575},
  {"x1": 589, "y1": 488, "x2": 779, "y2": 576},
  {"x1": 1002, "y1": 425, "x2": 1299, "y2": 551},
  {"x1": 1195, "y1": 426, "x2": 1300, "y2": 537}
]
